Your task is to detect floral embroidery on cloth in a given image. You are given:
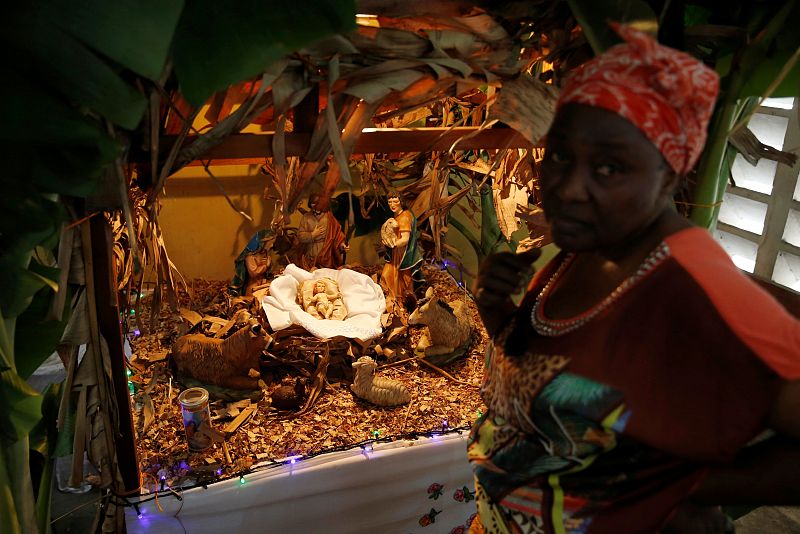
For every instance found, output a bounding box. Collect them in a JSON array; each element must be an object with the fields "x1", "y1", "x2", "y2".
[
  {"x1": 419, "y1": 507, "x2": 442, "y2": 526},
  {"x1": 428, "y1": 482, "x2": 445, "y2": 500}
]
